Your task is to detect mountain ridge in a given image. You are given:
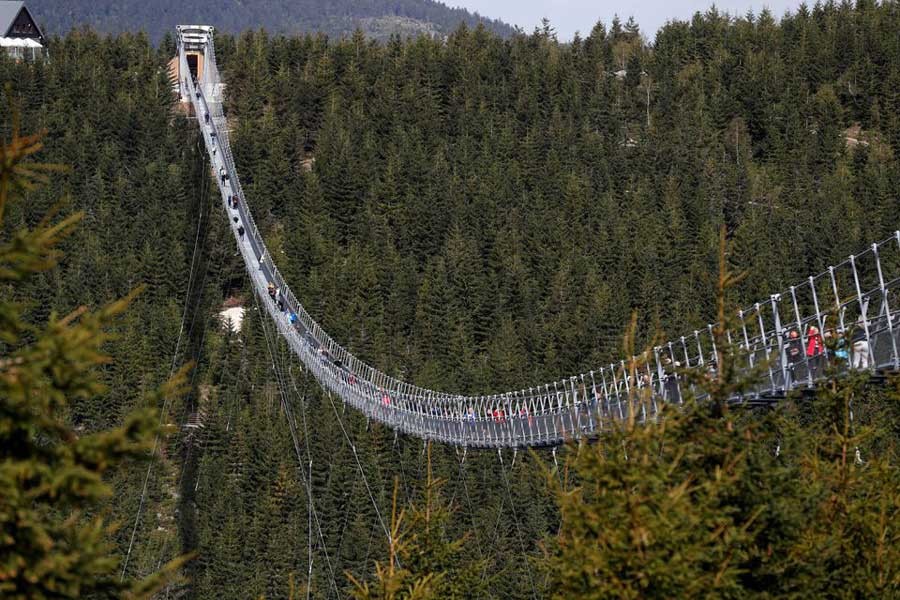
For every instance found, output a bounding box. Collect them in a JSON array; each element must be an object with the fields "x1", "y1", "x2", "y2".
[{"x1": 28, "y1": 0, "x2": 517, "y2": 42}]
